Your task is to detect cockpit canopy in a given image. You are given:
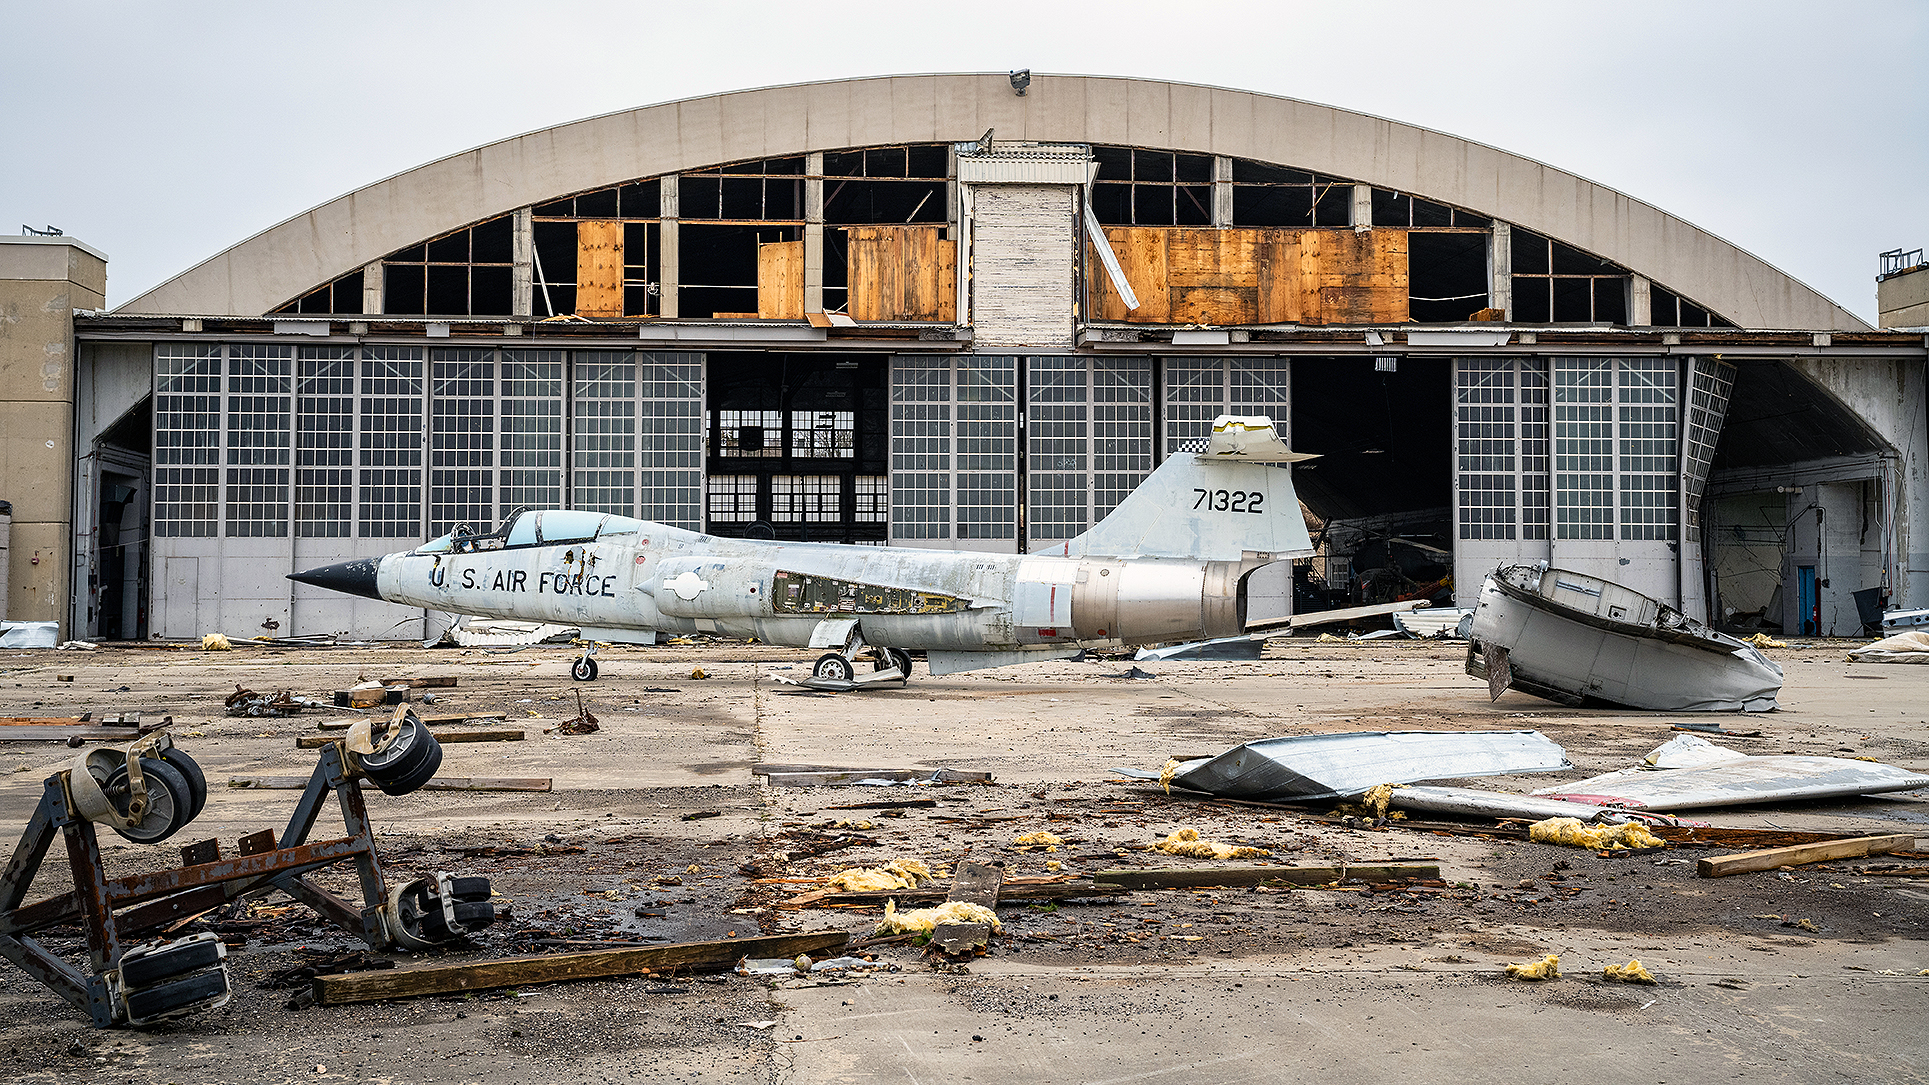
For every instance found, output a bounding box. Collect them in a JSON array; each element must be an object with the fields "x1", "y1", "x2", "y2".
[{"x1": 414, "y1": 509, "x2": 646, "y2": 554}]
